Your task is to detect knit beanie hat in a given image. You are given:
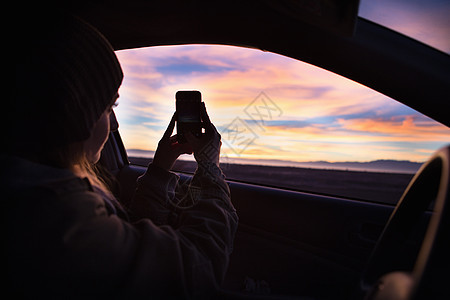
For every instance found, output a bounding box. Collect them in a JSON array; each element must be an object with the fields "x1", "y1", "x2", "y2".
[{"x1": 13, "y1": 13, "x2": 123, "y2": 154}]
